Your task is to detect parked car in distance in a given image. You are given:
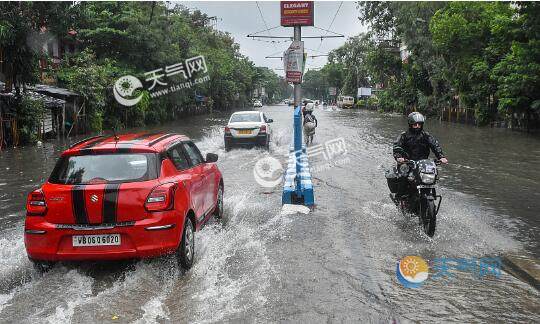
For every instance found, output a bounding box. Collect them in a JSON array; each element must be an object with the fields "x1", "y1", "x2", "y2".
[
  {"x1": 224, "y1": 111, "x2": 273, "y2": 151},
  {"x1": 24, "y1": 133, "x2": 224, "y2": 272},
  {"x1": 253, "y1": 100, "x2": 263, "y2": 108}
]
